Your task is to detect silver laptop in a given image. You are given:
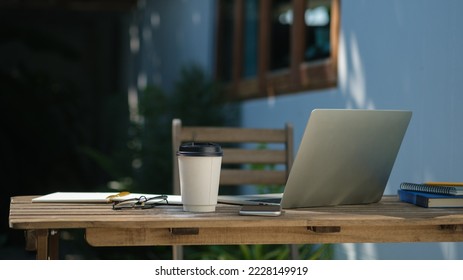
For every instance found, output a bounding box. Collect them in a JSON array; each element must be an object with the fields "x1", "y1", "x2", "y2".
[{"x1": 218, "y1": 109, "x2": 412, "y2": 208}]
